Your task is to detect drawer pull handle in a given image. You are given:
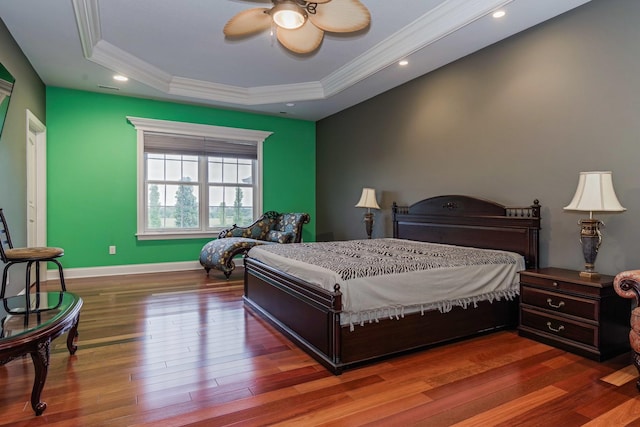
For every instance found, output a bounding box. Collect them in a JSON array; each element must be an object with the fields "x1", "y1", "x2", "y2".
[
  {"x1": 546, "y1": 322, "x2": 565, "y2": 333},
  {"x1": 552, "y1": 281, "x2": 559, "y2": 287},
  {"x1": 546, "y1": 298, "x2": 565, "y2": 309}
]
